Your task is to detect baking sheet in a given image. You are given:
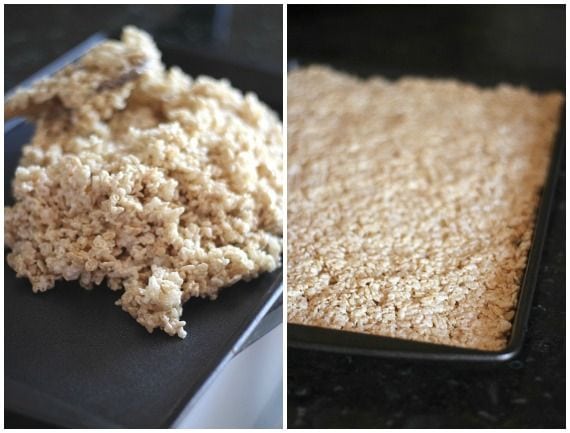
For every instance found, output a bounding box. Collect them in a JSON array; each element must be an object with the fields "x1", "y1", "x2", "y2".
[
  {"x1": 286, "y1": 61, "x2": 565, "y2": 361},
  {"x1": 4, "y1": 32, "x2": 283, "y2": 428}
]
